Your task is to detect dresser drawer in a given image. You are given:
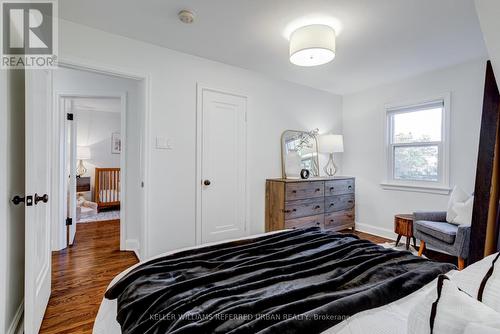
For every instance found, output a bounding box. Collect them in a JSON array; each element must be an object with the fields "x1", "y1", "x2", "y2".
[
  {"x1": 325, "y1": 194, "x2": 355, "y2": 213},
  {"x1": 324, "y1": 209, "x2": 355, "y2": 230},
  {"x1": 284, "y1": 198, "x2": 324, "y2": 220},
  {"x1": 285, "y1": 181, "x2": 324, "y2": 201},
  {"x1": 285, "y1": 214, "x2": 324, "y2": 230},
  {"x1": 325, "y1": 179, "x2": 355, "y2": 196}
]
